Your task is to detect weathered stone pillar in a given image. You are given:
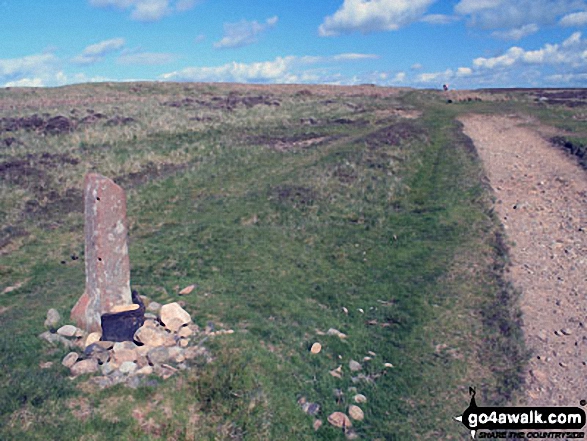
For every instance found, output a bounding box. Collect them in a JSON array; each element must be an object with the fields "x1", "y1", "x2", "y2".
[{"x1": 71, "y1": 173, "x2": 133, "y2": 332}]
